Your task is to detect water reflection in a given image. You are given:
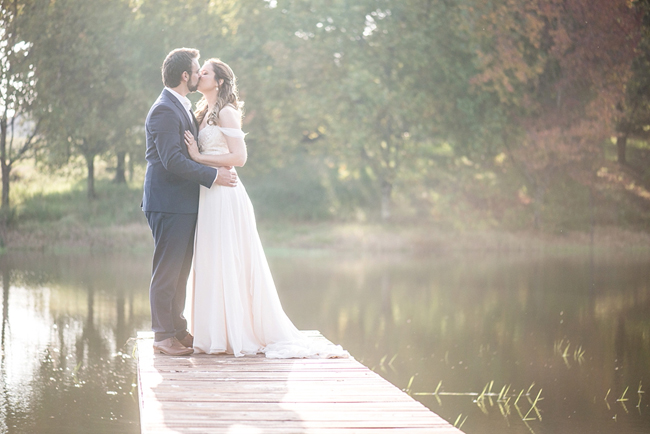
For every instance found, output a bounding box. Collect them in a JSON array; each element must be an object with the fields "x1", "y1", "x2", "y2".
[
  {"x1": 0, "y1": 250, "x2": 648, "y2": 434},
  {"x1": 271, "y1": 250, "x2": 650, "y2": 434},
  {"x1": 0, "y1": 254, "x2": 151, "y2": 434}
]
